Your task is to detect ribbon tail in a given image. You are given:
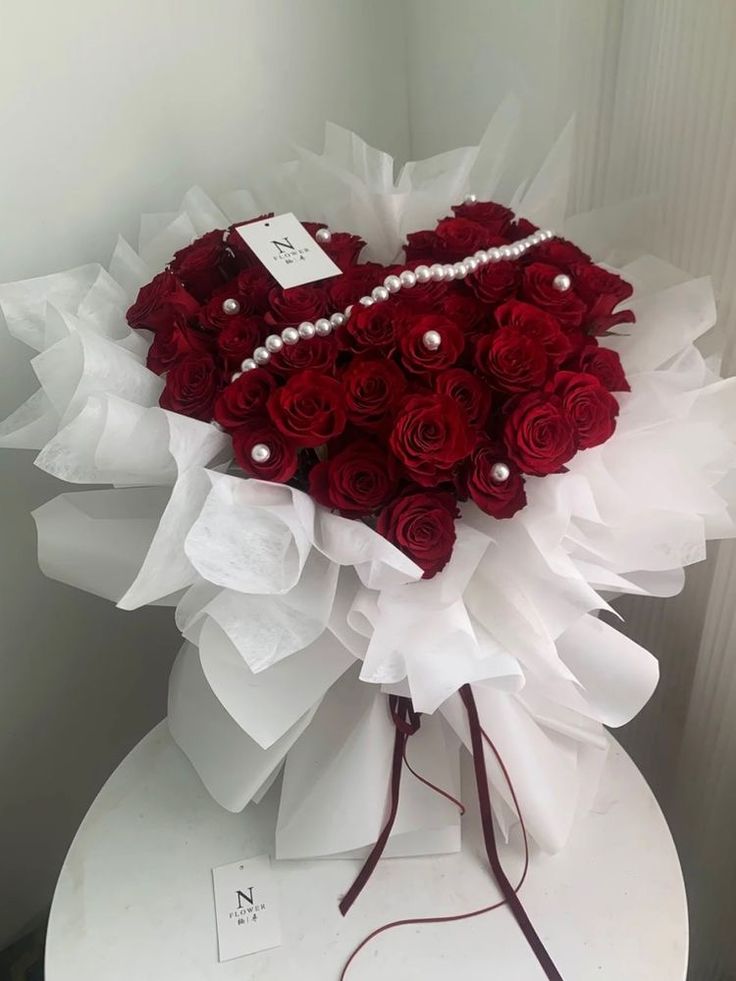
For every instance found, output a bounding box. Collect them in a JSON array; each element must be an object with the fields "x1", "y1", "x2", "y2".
[{"x1": 459, "y1": 683, "x2": 564, "y2": 981}]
